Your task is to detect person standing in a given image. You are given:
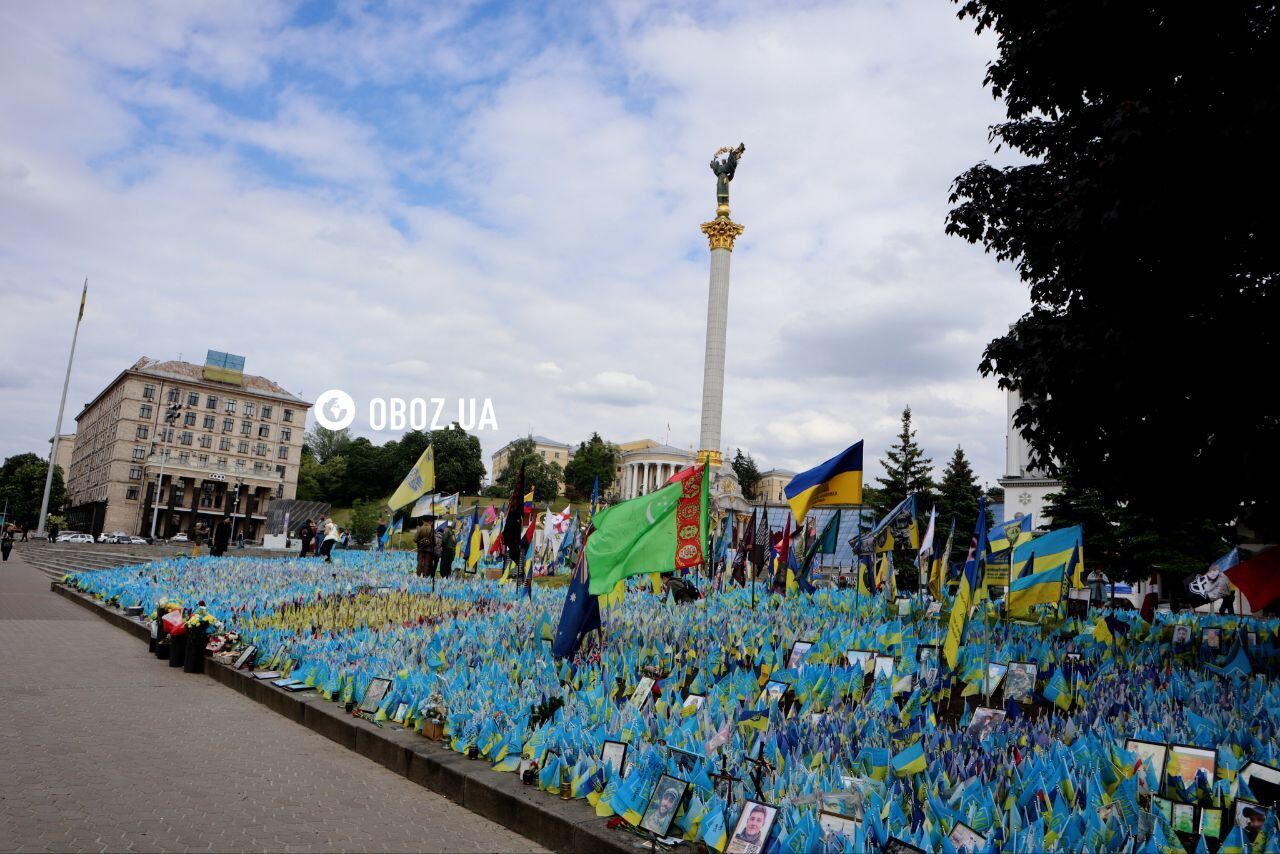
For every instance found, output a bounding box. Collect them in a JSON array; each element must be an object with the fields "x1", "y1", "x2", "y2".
[
  {"x1": 415, "y1": 516, "x2": 439, "y2": 578},
  {"x1": 212, "y1": 516, "x2": 231, "y2": 557},
  {"x1": 375, "y1": 518, "x2": 388, "y2": 553},
  {"x1": 298, "y1": 519, "x2": 314, "y2": 557},
  {"x1": 319, "y1": 518, "x2": 339, "y2": 563},
  {"x1": 2, "y1": 524, "x2": 14, "y2": 561},
  {"x1": 438, "y1": 523, "x2": 456, "y2": 578}
]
